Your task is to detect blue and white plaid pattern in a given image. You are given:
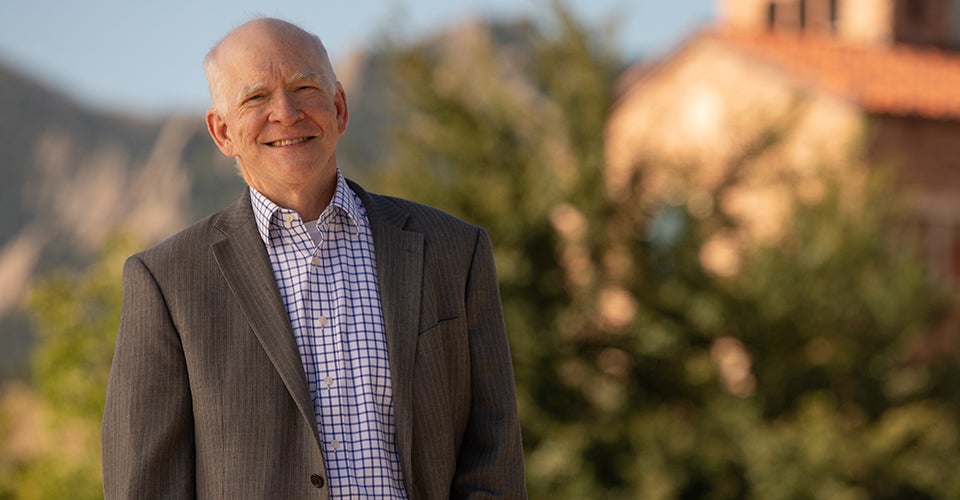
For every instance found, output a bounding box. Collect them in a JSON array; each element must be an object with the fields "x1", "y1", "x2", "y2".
[{"x1": 250, "y1": 173, "x2": 407, "y2": 498}]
